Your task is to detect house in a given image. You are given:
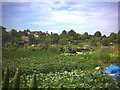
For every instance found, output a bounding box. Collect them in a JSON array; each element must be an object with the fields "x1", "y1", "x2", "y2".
[
  {"x1": 21, "y1": 36, "x2": 29, "y2": 41},
  {"x1": 29, "y1": 31, "x2": 50, "y2": 37},
  {"x1": 30, "y1": 31, "x2": 40, "y2": 37}
]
